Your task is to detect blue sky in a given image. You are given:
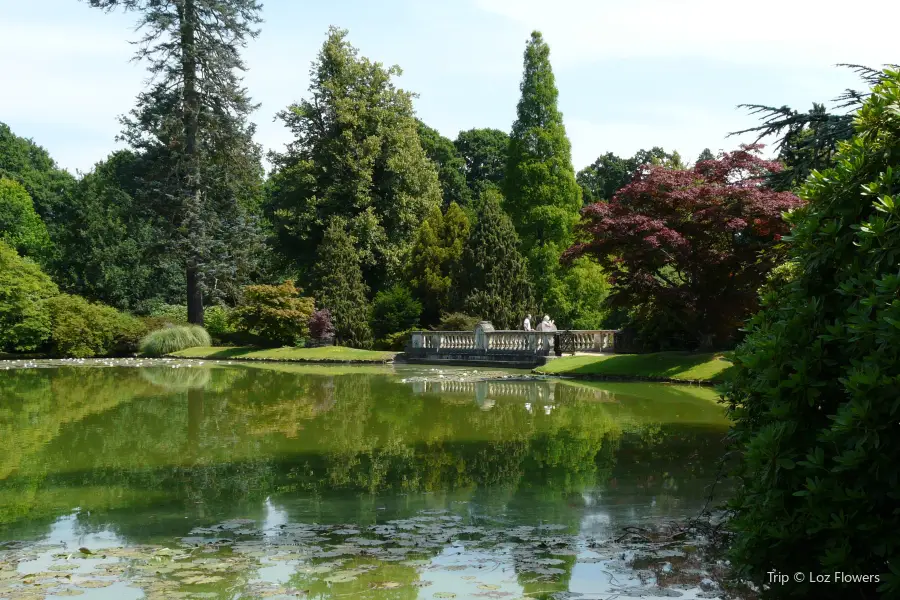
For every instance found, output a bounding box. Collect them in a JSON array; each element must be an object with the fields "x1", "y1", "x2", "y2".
[{"x1": 2, "y1": 0, "x2": 897, "y2": 175}]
